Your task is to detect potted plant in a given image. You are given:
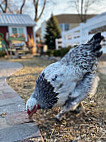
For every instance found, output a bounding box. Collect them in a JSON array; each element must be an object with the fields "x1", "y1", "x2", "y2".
[{"x1": 15, "y1": 33, "x2": 19, "y2": 38}]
